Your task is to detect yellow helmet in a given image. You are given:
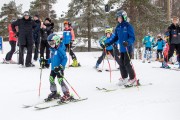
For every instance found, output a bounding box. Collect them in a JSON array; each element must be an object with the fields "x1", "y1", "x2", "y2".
[{"x1": 105, "y1": 28, "x2": 113, "y2": 34}]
